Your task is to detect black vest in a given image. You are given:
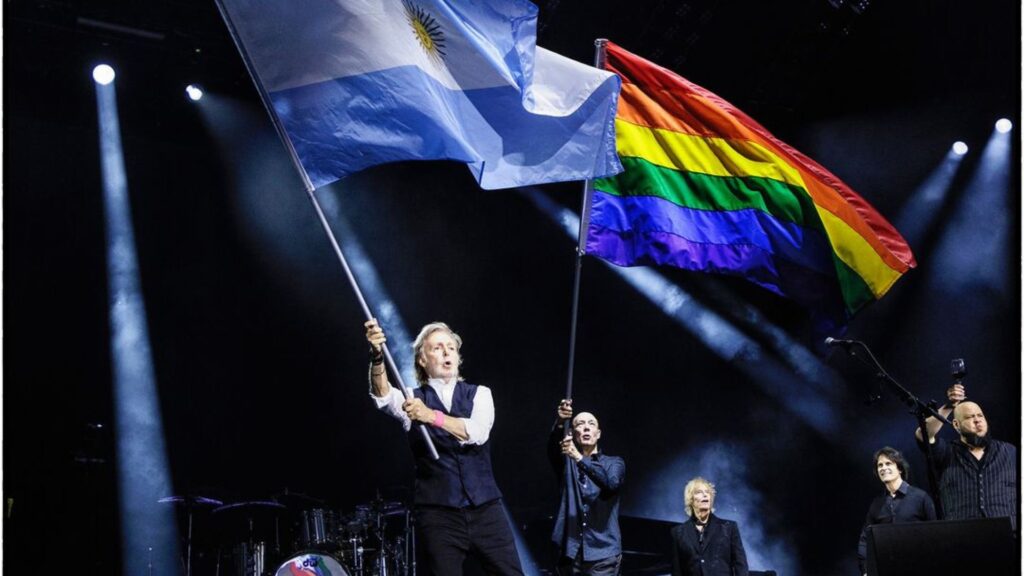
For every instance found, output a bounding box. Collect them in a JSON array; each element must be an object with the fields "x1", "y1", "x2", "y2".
[{"x1": 410, "y1": 381, "x2": 502, "y2": 507}]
